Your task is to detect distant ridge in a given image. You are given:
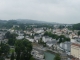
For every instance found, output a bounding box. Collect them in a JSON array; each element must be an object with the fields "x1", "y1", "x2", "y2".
[
  {"x1": 15, "y1": 19, "x2": 62, "y2": 25},
  {"x1": 0, "y1": 19, "x2": 61, "y2": 24},
  {"x1": 16, "y1": 19, "x2": 48, "y2": 24}
]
